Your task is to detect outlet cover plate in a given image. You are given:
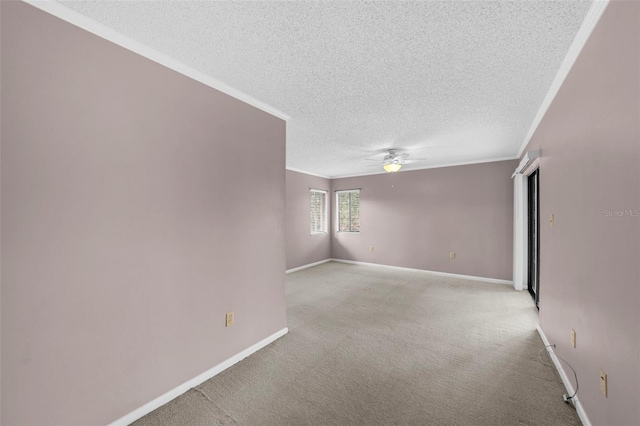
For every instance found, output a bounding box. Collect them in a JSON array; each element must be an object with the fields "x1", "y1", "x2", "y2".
[
  {"x1": 600, "y1": 370, "x2": 608, "y2": 397},
  {"x1": 226, "y1": 311, "x2": 235, "y2": 327}
]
